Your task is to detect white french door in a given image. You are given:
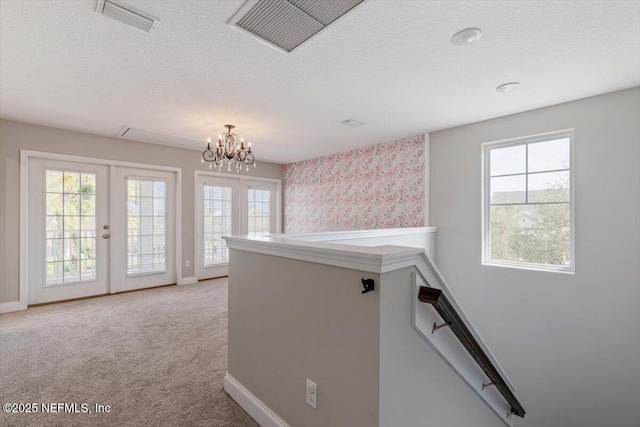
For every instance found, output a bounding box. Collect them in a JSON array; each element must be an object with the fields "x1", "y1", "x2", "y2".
[
  {"x1": 28, "y1": 159, "x2": 109, "y2": 304},
  {"x1": 241, "y1": 180, "x2": 278, "y2": 237},
  {"x1": 111, "y1": 167, "x2": 176, "y2": 292},
  {"x1": 196, "y1": 176, "x2": 240, "y2": 280},
  {"x1": 27, "y1": 157, "x2": 177, "y2": 305},
  {"x1": 196, "y1": 174, "x2": 279, "y2": 280}
]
